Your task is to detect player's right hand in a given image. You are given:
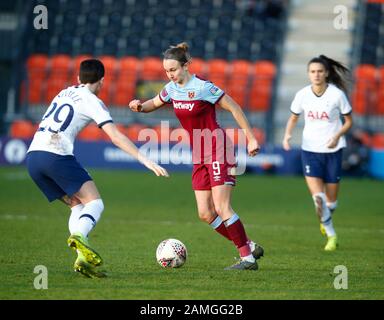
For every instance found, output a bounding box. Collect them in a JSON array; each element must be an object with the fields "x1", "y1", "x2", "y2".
[
  {"x1": 143, "y1": 159, "x2": 170, "y2": 177},
  {"x1": 129, "y1": 99, "x2": 142, "y2": 112},
  {"x1": 282, "y1": 135, "x2": 291, "y2": 151}
]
